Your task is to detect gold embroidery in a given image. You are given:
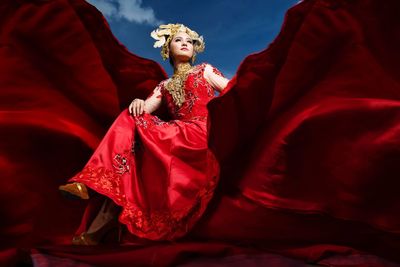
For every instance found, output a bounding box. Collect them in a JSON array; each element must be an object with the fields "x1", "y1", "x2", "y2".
[{"x1": 165, "y1": 62, "x2": 193, "y2": 107}]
